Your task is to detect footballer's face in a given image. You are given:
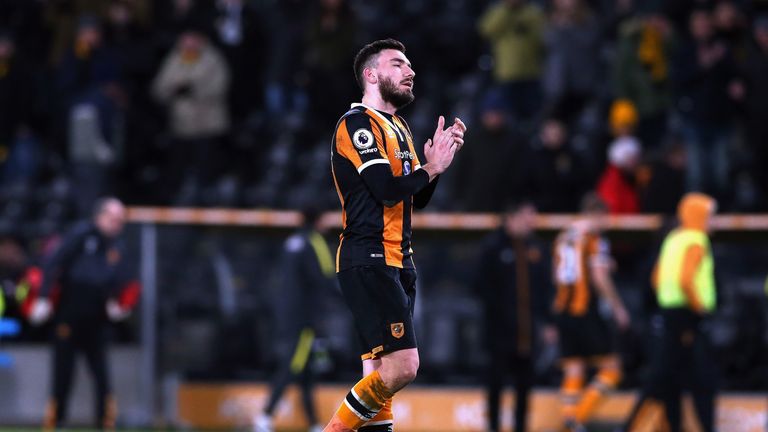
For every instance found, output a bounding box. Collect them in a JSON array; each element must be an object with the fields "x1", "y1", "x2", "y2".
[{"x1": 374, "y1": 49, "x2": 415, "y2": 109}]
